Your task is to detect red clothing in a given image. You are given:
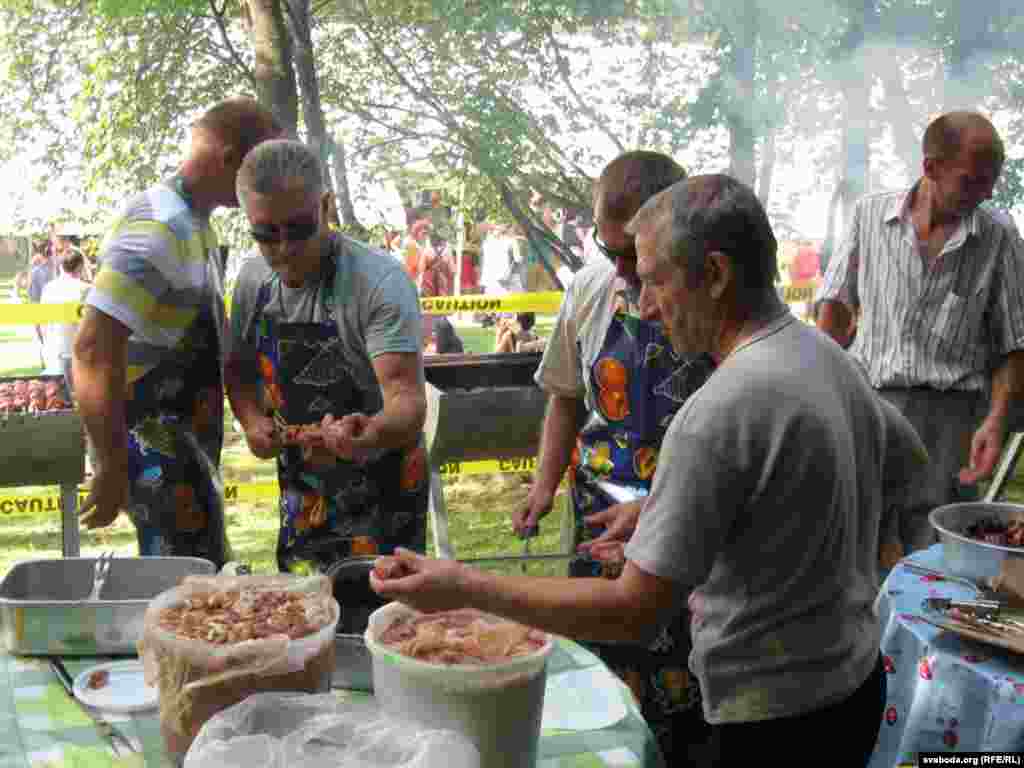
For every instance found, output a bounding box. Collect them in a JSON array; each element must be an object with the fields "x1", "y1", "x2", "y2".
[{"x1": 789, "y1": 245, "x2": 820, "y2": 282}]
